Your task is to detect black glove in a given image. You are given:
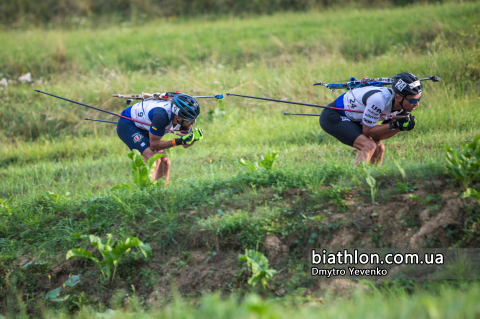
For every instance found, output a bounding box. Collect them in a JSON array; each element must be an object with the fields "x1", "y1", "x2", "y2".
[{"x1": 390, "y1": 114, "x2": 416, "y2": 131}]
